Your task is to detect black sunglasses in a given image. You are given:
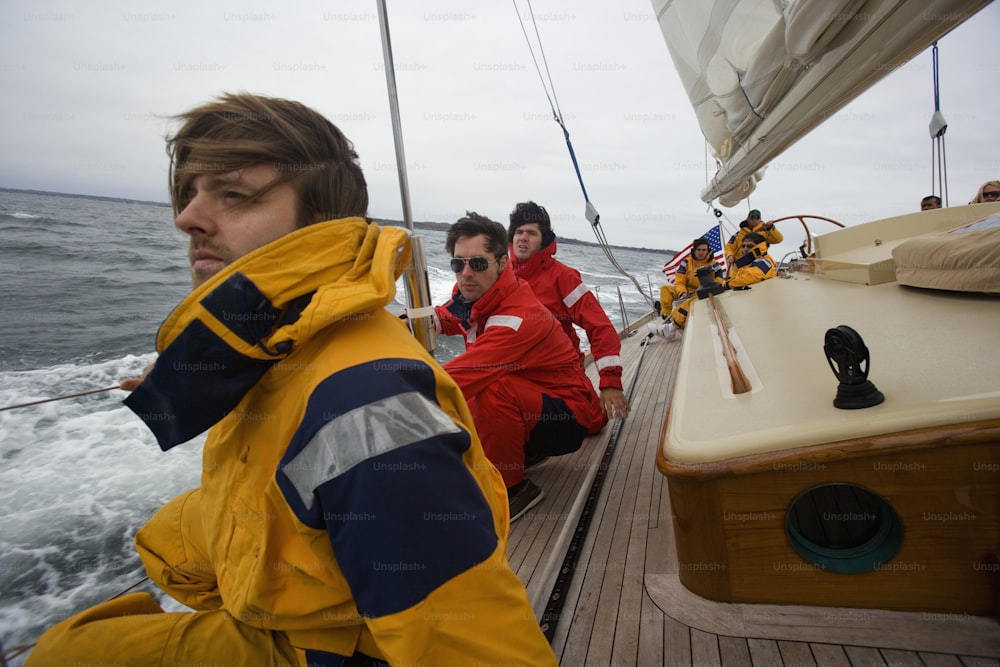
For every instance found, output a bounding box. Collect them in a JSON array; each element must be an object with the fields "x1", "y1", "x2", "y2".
[
  {"x1": 450, "y1": 256, "x2": 497, "y2": 273},
  {"x1": 983, "y1": 191, "x2": 1000, "y2": 199}
]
